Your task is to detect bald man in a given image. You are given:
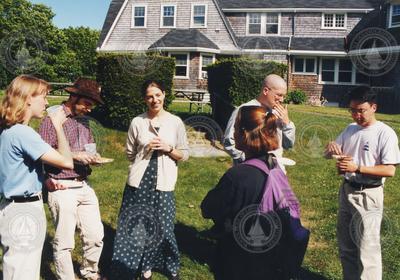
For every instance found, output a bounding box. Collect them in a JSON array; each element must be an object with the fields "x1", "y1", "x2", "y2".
[{"x1": 223, "y1": 74, "x2": 295, "y2": 164}]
